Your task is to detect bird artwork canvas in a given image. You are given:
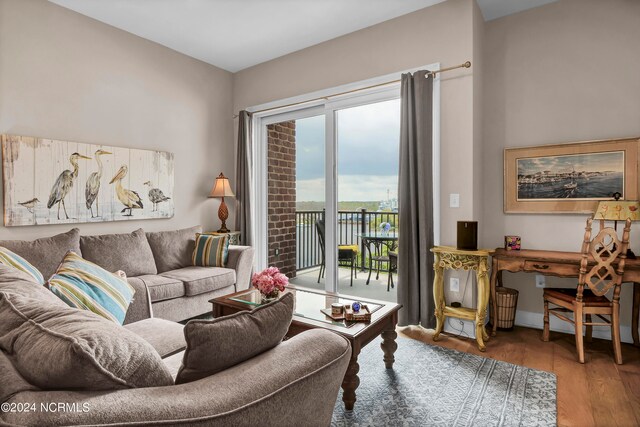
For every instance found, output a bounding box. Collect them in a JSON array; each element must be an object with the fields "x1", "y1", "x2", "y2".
[{"x1": 1, "y1": 135, "x2": 174, "y2": 226}]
